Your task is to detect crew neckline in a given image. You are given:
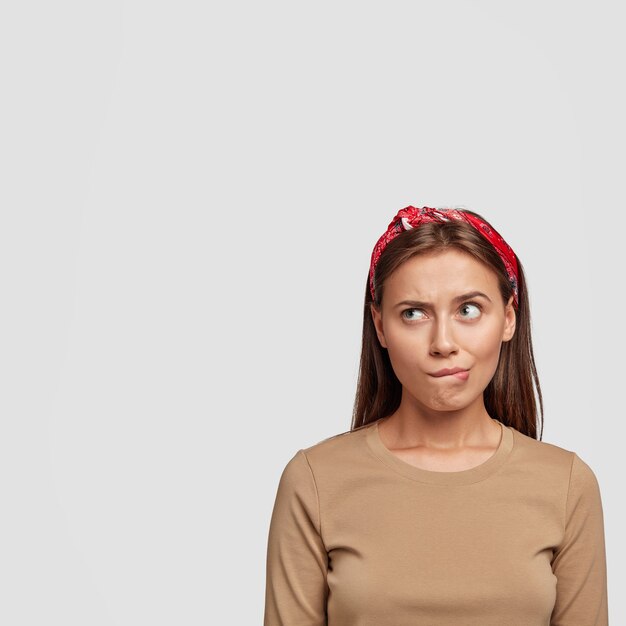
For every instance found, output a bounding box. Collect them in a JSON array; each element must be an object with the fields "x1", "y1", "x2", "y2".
[{"x1": 365, "y1": 418, "x2": 514, "y2": 485}]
